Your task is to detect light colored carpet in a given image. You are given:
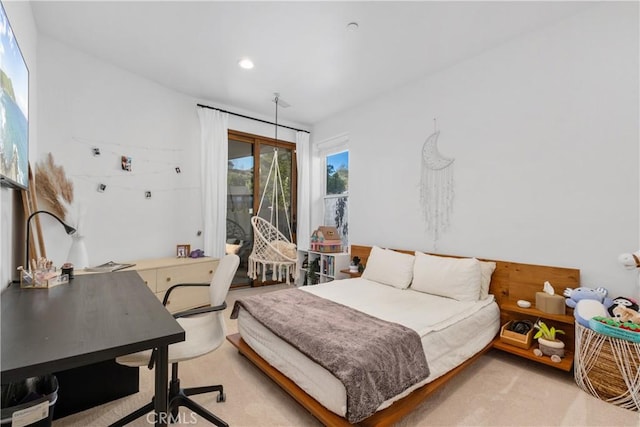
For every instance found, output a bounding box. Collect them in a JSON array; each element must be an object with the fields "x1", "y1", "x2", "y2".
[{"x1": 54, "y1": 285, "x2": 639, "y2": 427}]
